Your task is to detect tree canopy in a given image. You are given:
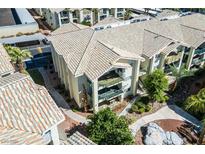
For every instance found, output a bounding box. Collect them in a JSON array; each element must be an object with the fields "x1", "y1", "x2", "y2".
[
  {"x1": 4, "y1": 45, "x2": 32, "y2": 64},
  {"x1": 144, "y1": 69, "x2": 169, "y2": 103},
  {"x1": 86, "y1": 108, "x2": 134, "y2": 145}
]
